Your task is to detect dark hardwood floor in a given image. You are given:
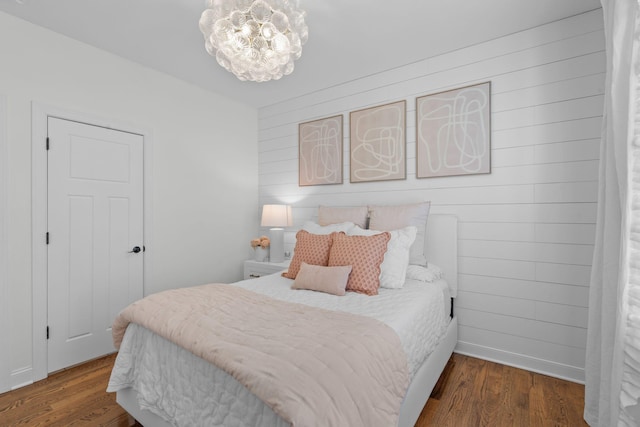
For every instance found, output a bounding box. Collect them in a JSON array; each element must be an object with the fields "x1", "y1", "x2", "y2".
[
  {"x1": 0, "y1": 352, "x2": 587, "y2": 426},
  {"x1": 0, "y1": 354, "x2": 137, "y2": 427},
  {"x1": 417, "y1": 353, "x2": 588, "y2": 426}
]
